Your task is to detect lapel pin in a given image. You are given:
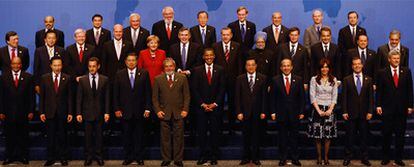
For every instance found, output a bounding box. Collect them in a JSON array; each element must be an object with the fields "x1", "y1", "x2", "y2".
[
  {"x1": 101, "y1": 32, "x2": 104, "y2": 35},
  {"x1": 122, "y1": 44, "x2": 125, "y2": 47},
  {"x1": 266, "y1": 60, "x2": 269, "y2": 63},
  {"x1": 247, "y1": 27, "x2": 250, "y2": 30},
  {"x1": 293, "y1": 79, "x2": 296, "y2": 82},
  {"x1": 21, "y1": 78, "x2": 24, "y2": 80},
  {"x1": 138, "y1": 72, "x2": 141, "y2": 76},
  {"x1": 85, "y1": 47, "x2": 88, "y2": 51},
  {"x1": 19, "y1": 51, "x2": 22, "y2": 54},
  {"x1": 281, "y1": 31, "x2": 284, "y2": 34},
  {"x1": 231, "y1": 47, "x2": 234, "y2": 50},
  {"x1": 298, "y1": 48, "x2": 302, "y2": 51},
  {"x1": 208, "y1": 30, "x2": 210, "y2": 32},
  {"x1": 256, "y1": 78, "x2": 259, "y2": 81},
  {"x1": 62, "y1": 77, "x2": 65, "y2": 81}
]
